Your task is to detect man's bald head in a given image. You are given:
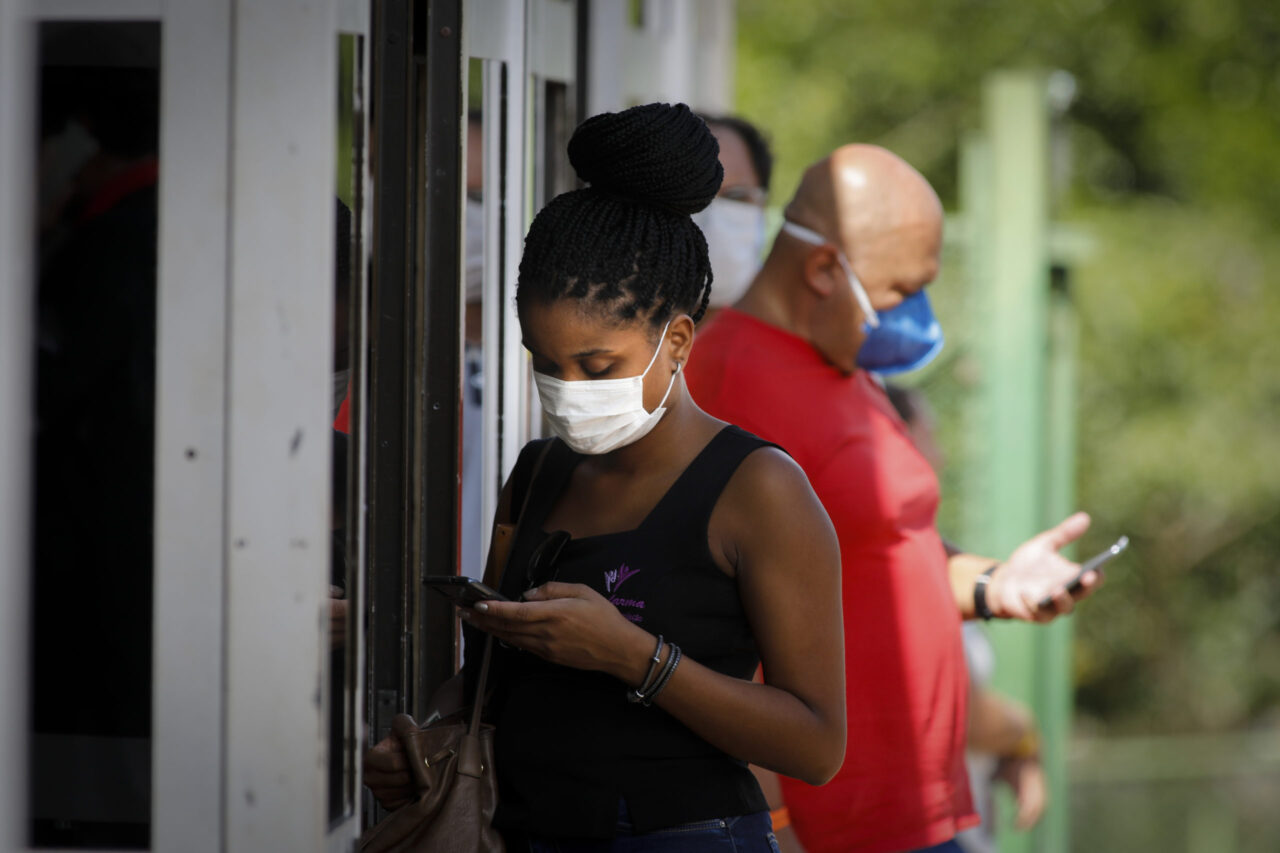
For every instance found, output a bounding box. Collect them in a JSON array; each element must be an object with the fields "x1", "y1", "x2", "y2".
[
  {"x1": 785, "y1": 144, "x2": 941, "y2": 261},
  {"x1": 738, "y1": 144, "x2": 944, "y2": 373},
  {"x1": 780, "y1": 144, "x2": 943, "y2": 316}
]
